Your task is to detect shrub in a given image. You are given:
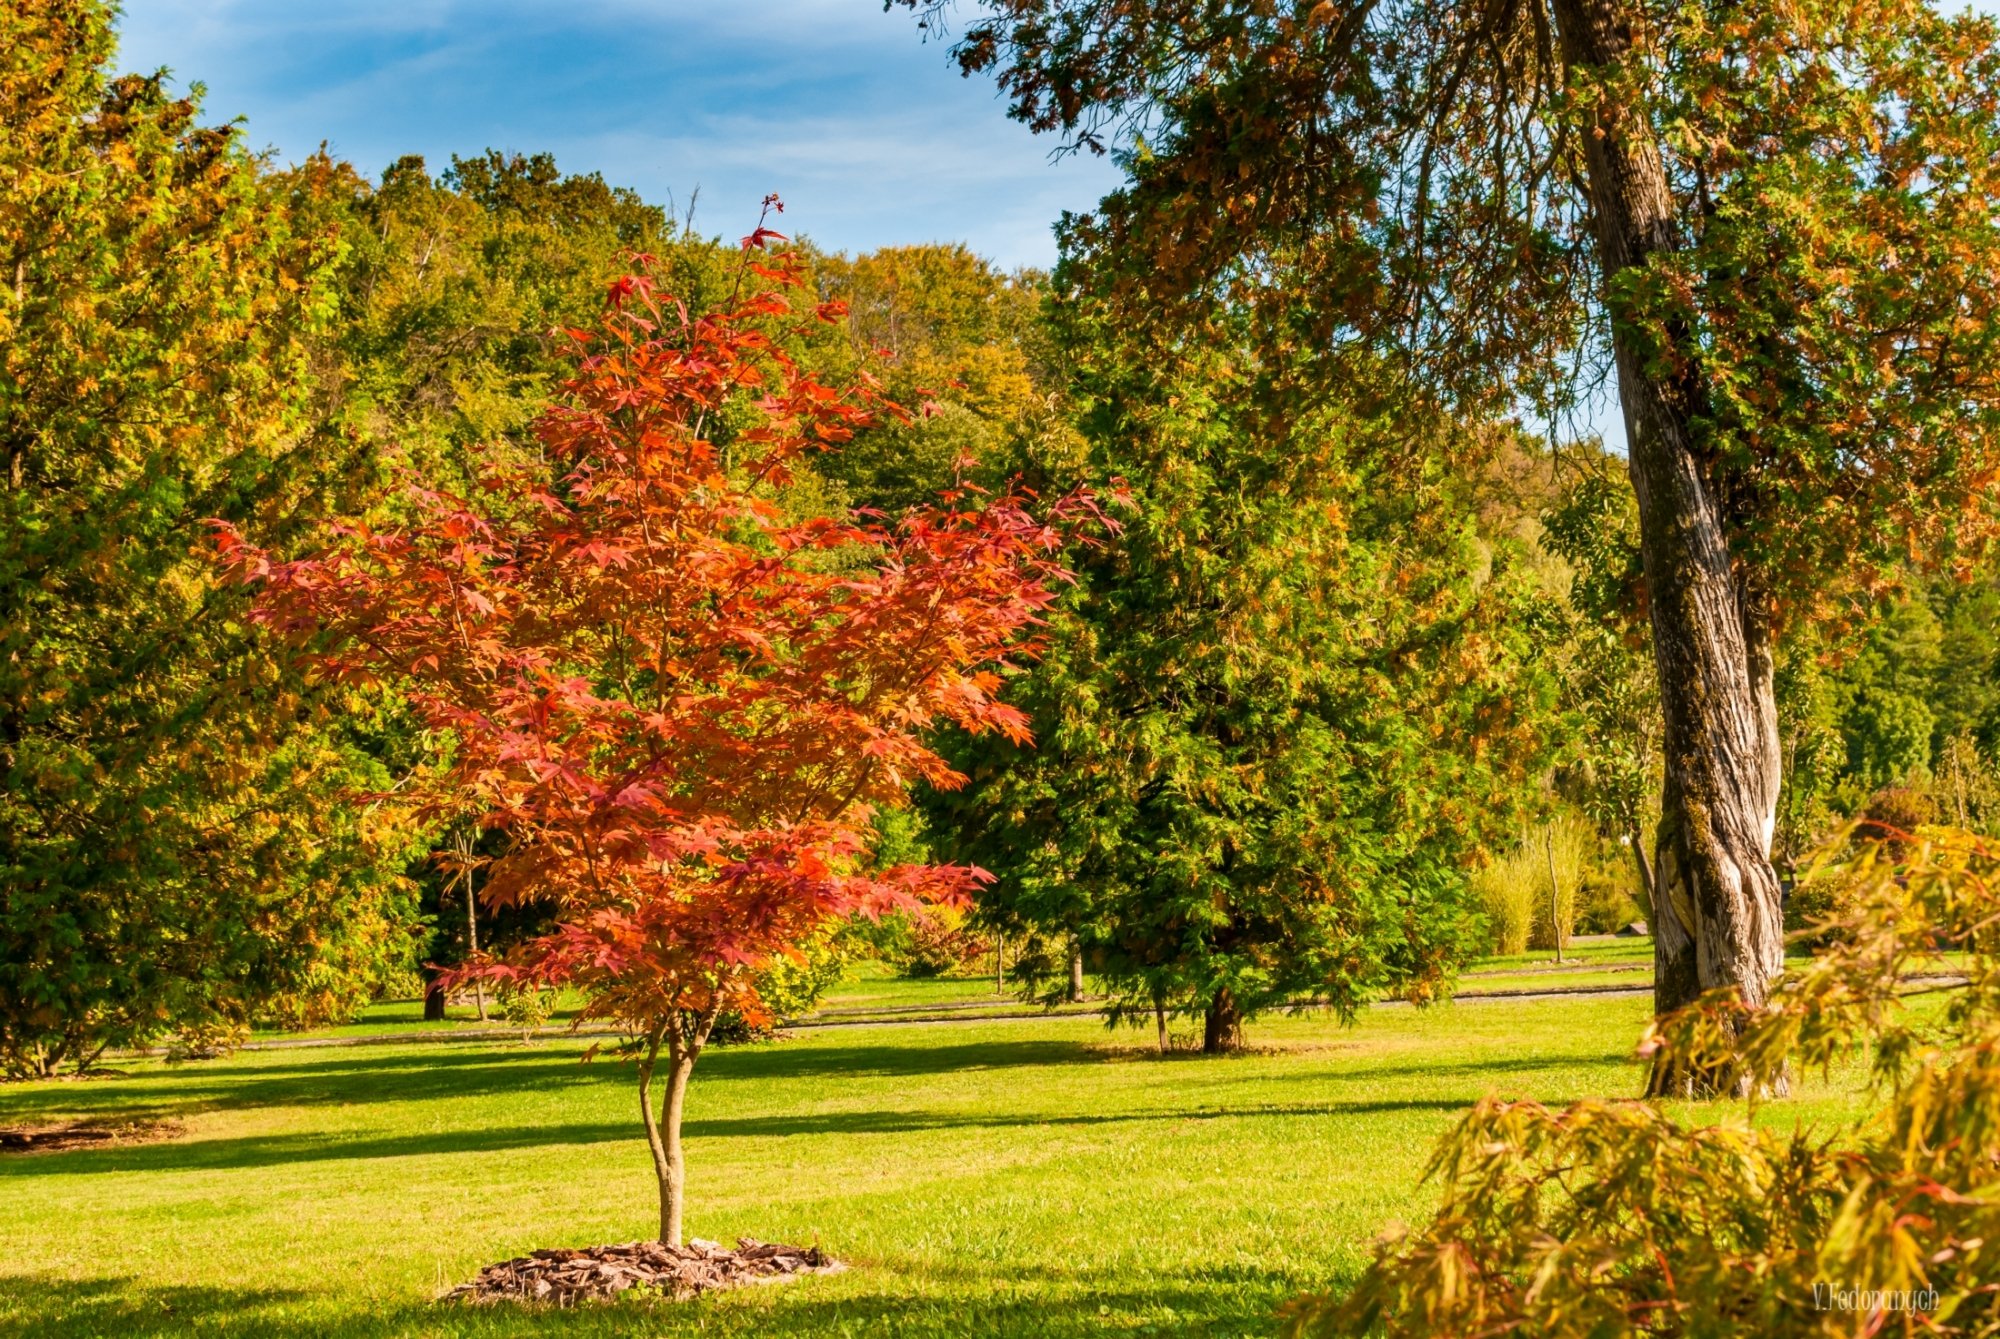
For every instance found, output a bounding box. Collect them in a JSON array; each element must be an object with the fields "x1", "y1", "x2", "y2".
[
  {"x1": 710, "y1": 933, "x2": 850, "y2": 1044},
  {"x1": 495, "y1": 982, "x2": 554, "y2": 1043},
  {"x1": 1282, "y1": 828, "x2": 2000, "y2": 1339},
  {"x1": 1861, "y1": 783, "x2": 1939, "y2": 849},
  {"x1": 1573, "y1": 875, "x2": 1642, "y2": 936},
  {"x1": 898, "y1": 904, "x2": 992, "y2": 978},
  {"x1": 162, "y1": 1021, "x2": 247, "y2": 1065}
]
